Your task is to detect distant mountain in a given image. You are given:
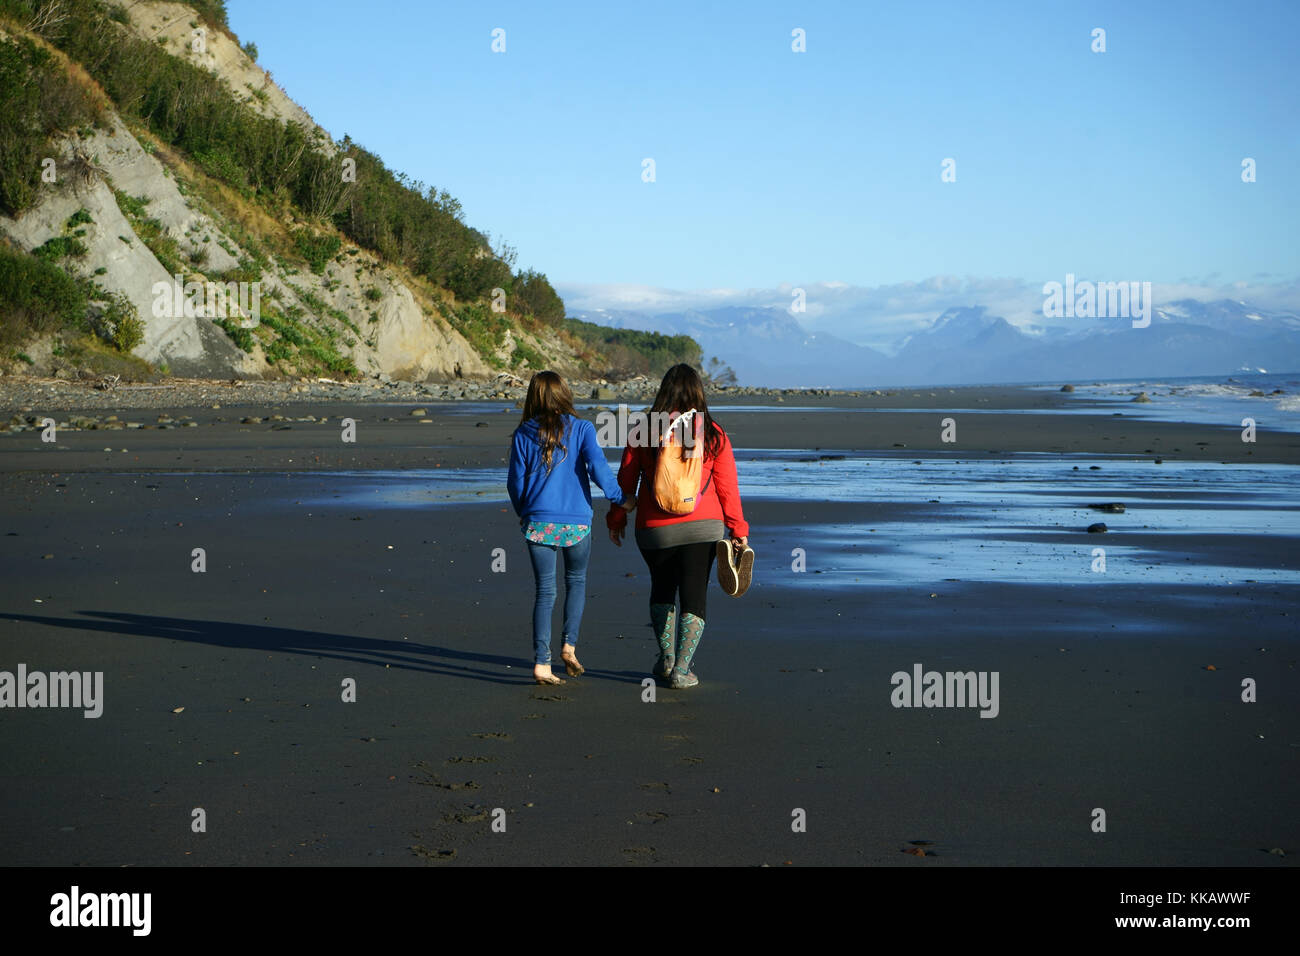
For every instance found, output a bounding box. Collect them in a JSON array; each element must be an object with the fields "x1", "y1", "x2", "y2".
[
  {"x1": 574, "y1": 299, "x2": 1300, "y2": 387},
  {"x1": 1153, "y1": 299, "x2": 1300, "y2": 338},
  {"x1": 894, "y1": 307, "x2": 1038, "y2": 384},
  {"x1": 570, "y1": 306, "x2": 892, "y2": 388}
]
